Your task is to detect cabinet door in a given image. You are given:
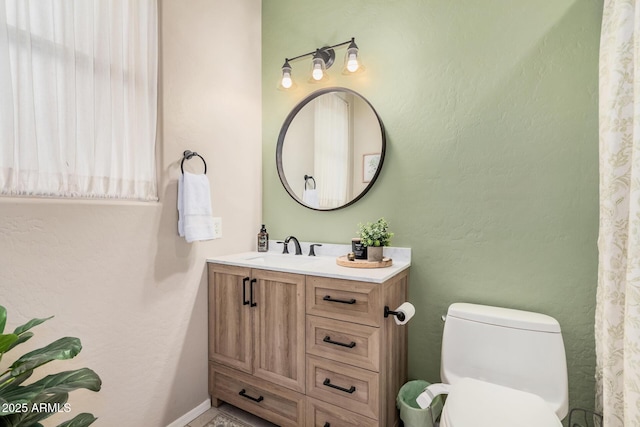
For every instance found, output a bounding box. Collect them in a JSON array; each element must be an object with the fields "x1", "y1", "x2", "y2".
[
  {"x1": 252, "y1": 269, "x2": 306, "y2": 393},
  {"x1": 209, "y1": 263, "x2": 253, "y2": 373}
]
